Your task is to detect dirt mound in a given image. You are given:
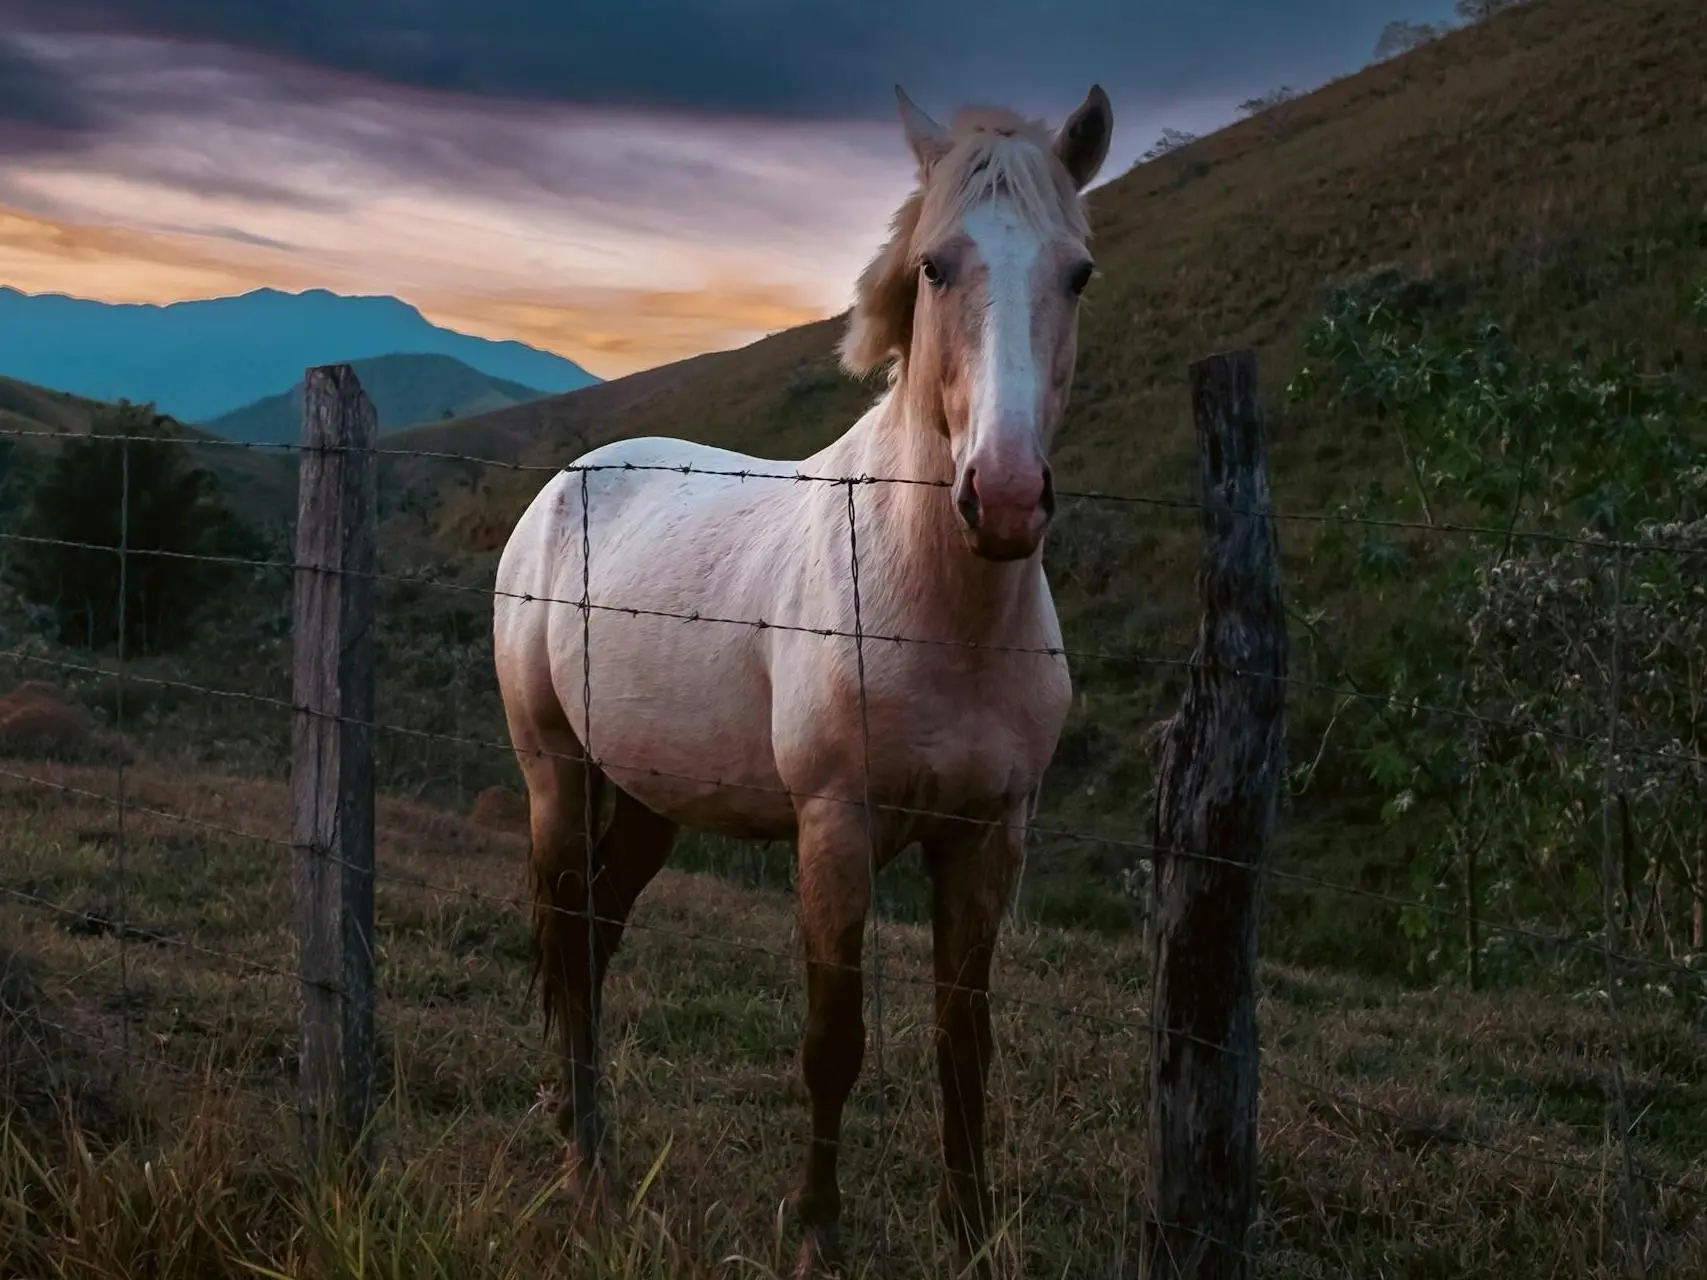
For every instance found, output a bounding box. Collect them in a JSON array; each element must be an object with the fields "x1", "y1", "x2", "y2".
[
  {"x1": 0, "y1": 682, "x2": 92, "y2": 759},
  {"x1": 468, "y1": 785, "x2": 529, "y2": 834}
]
